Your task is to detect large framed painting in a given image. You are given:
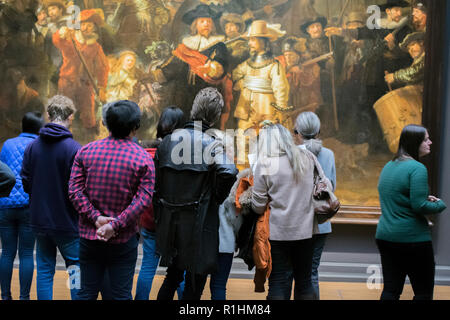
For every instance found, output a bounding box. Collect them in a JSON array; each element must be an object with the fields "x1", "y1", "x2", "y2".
[{"x1": 0, "y1": 0, "x2": 445, "y2": 223}]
